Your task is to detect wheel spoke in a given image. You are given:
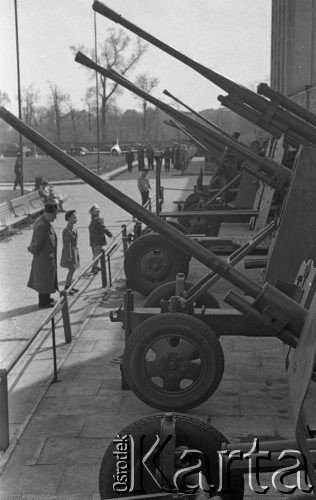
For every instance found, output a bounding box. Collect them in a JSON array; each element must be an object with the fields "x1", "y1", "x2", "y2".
[
  {"x1": 162, "y1": 373, "x2": 181, "y2": 391},
  {"x1": 150, "y1": 338, "x2": 170, "y2": 358},
  {"x1": 146, "y1": 360, "x2": 162, "y2": 378},
  {"x1": 185, "y1": 361, "x2": 202, "y2": 381},
  {"x1": 176, "y1": 339, "x2": 196, "y2": 360}
]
